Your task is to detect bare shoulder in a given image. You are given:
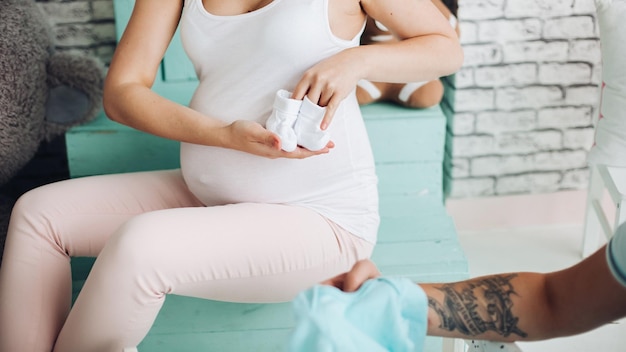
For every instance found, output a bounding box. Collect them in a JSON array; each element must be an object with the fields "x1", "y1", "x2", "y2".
[
  {"x1": 328, "y1": 0, "x2": 365, "y2": 40},
  {"x1": 108, "y1": 0, "x2": 183, "y2": 85},
  {"x1": 331, "y1": 0, "x2": 364, "y2": 16}
]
